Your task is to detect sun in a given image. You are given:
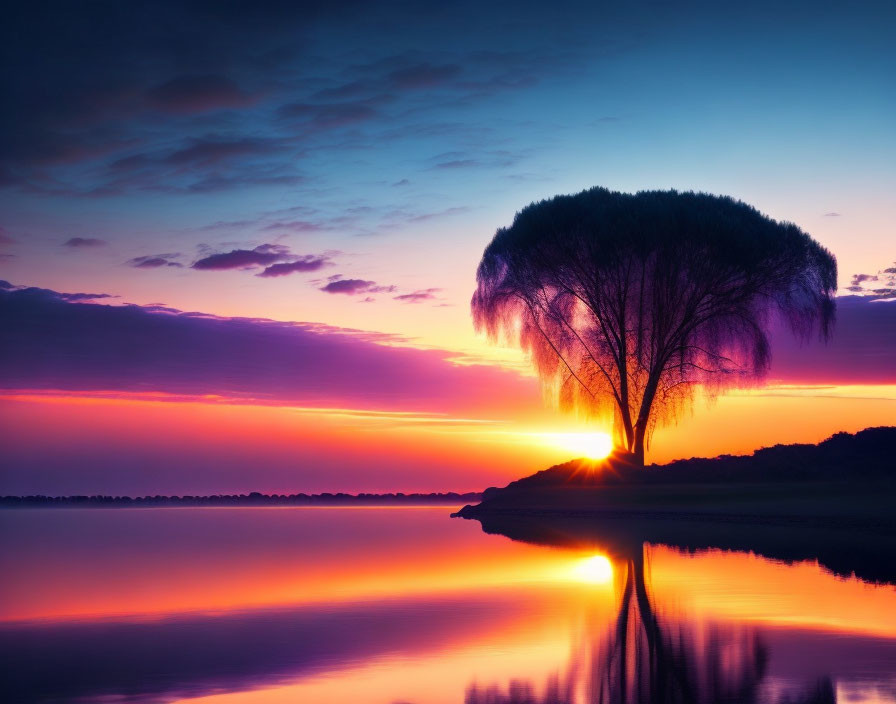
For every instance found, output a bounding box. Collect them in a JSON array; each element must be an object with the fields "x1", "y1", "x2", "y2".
[
  {"x1": 532, "y1": 431, "x2": 616, "y2": 460},
  {"x1": 571, "y1": 555, "x2": 614, "y2": 584},
  {"x1": 555, "y1": 432, "x2": 614, "y2": 460}
]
